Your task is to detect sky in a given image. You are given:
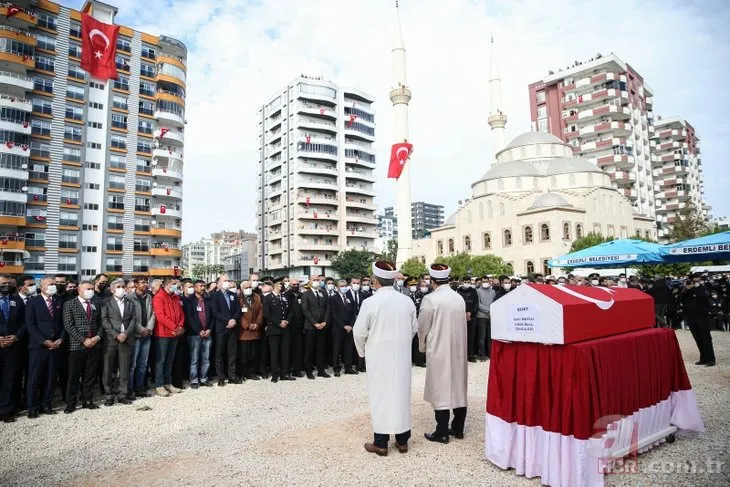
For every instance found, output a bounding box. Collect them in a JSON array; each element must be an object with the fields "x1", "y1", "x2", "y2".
[{"x1": 68, "y1": 0, "x2": 730, "y2": 243}]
